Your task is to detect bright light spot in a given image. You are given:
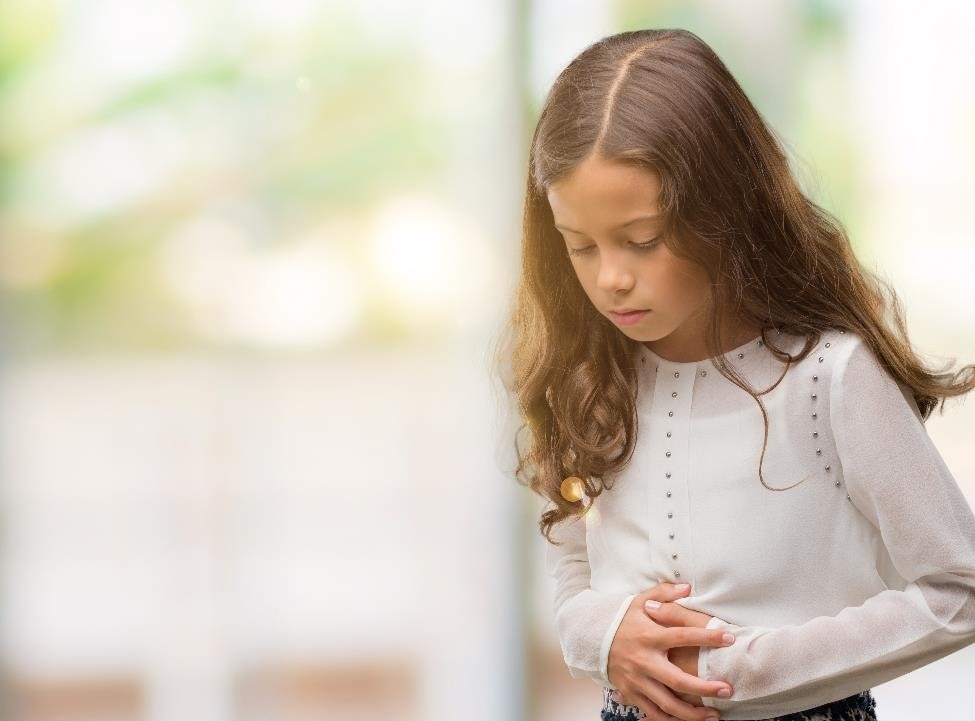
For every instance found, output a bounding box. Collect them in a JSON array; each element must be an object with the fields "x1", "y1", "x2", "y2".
[
  {"x1": 64, "y1": 0, "x2": 195, "y2": 92},
  {"x1": 367, "y1": 194, "x2": 497, "y2": 331},
  {"x1": 161, "y1": 215, "x2": 362, "y2": 348},
  {"x1": 226, "y1": 240, "x2": 362, "y2": 347}
]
